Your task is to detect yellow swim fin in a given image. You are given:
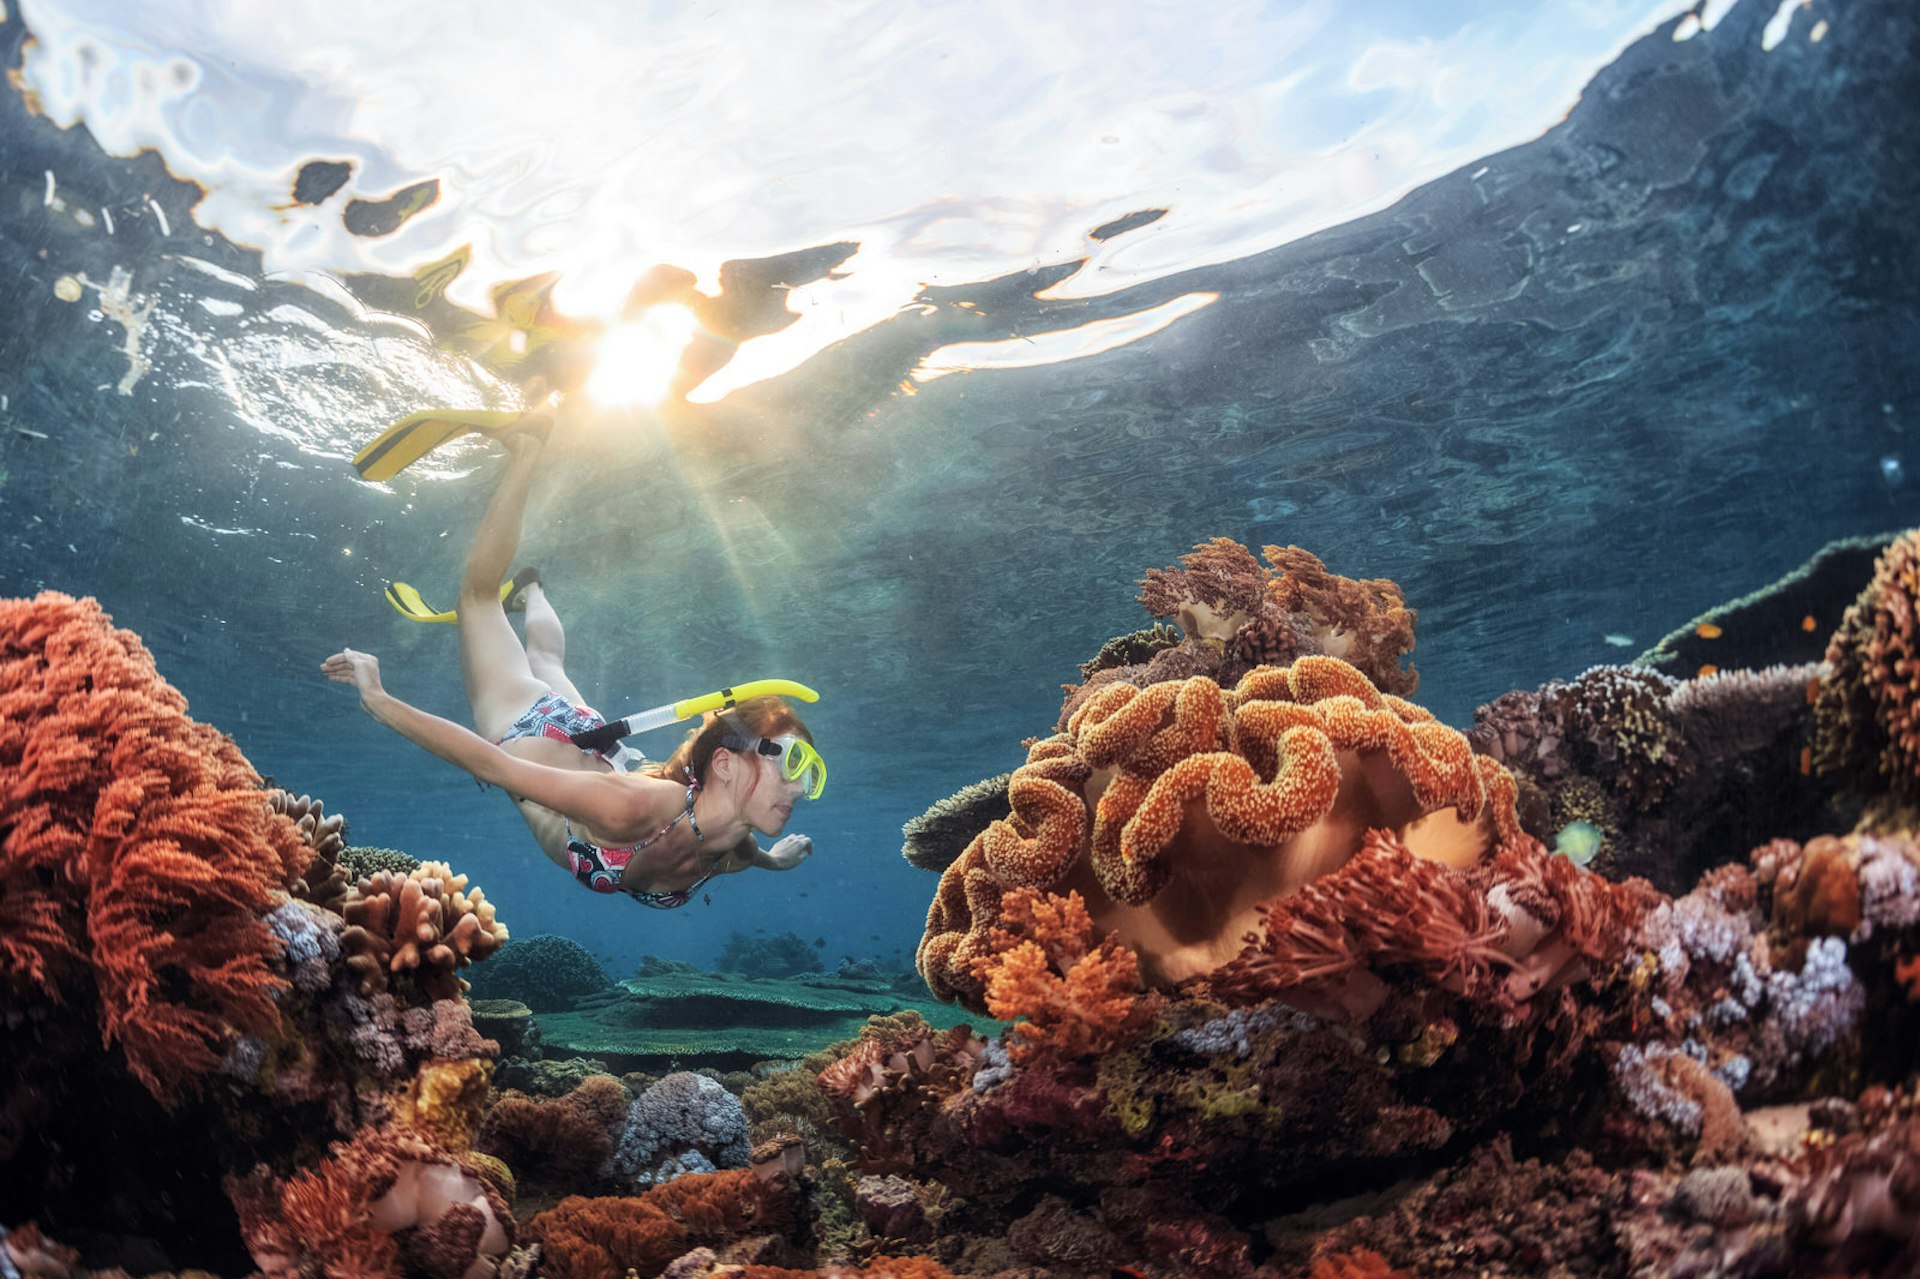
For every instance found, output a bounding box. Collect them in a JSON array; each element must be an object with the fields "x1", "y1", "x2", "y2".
[
  {"x1": 352, "y1": 409, "x2": 541, "y2": 482},
  {"x1": 385, "y1": 569, "x2": 540, "y2": 624},
  {"x1": 385, "y1": 580, "x2": 458, "y2": 624}
]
